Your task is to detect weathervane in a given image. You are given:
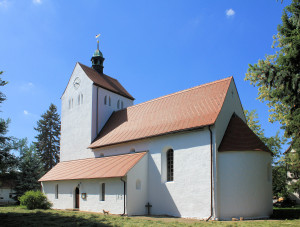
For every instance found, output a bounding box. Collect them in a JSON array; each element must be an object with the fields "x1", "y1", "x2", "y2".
[{"x1": 95, "y1": 34, "x2": 101, "y2": 50}]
